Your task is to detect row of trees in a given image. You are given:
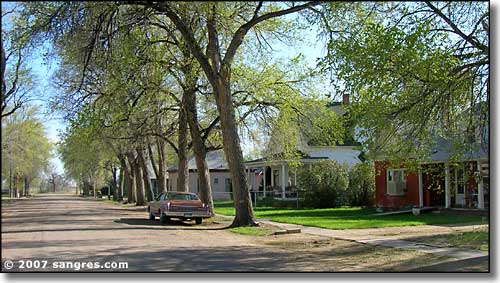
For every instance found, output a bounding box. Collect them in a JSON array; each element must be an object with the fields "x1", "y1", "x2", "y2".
[
  {"x1": 1, "y1": 106, "x2": 53, "y2": 197},
  {"x1": 2, "y1": 2, "x2": 488, "y2": 227},
  {"x1": 11, "y1": 2, "x2": 338, "y2": 227}
]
